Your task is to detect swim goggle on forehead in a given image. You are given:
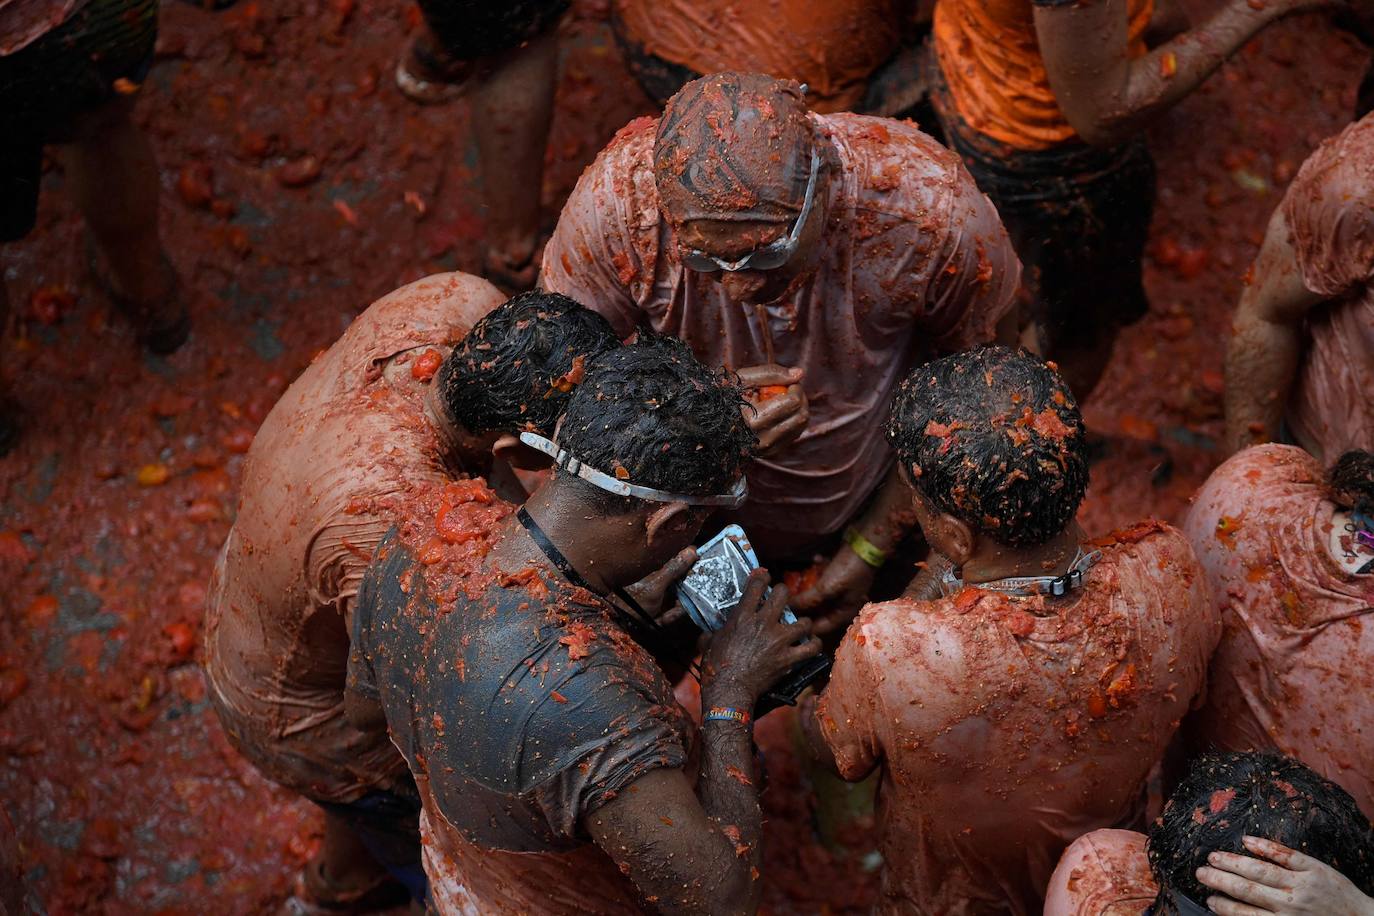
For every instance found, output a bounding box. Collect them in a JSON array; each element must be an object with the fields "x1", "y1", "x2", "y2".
[
  {"x1": 681, "y1": 148, "x2": 821, "y2": 274},
  {"x1": 518, "y1": 432, "x2": 747, "y2": 508}
]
